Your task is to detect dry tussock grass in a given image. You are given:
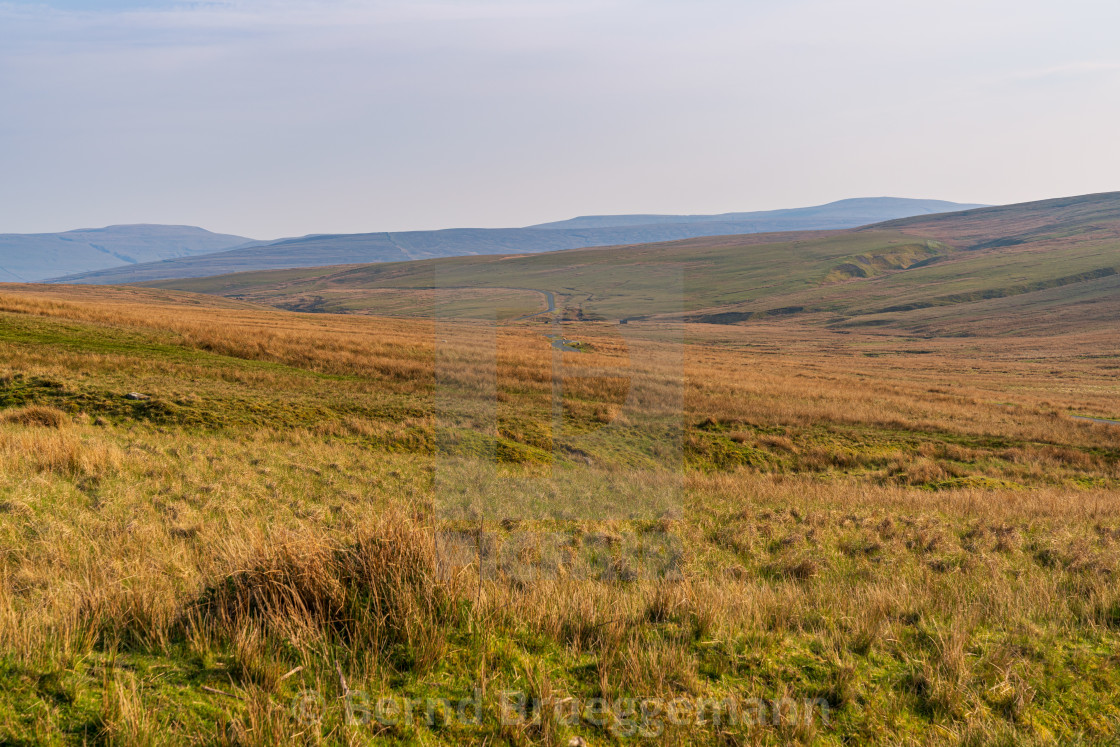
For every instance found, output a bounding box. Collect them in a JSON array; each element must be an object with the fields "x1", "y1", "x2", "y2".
[
  {"x1": 191, "y1": 511, "x2": 461, "y2": 671},
  {"x1": 3, "y1": 285, "x2": 1119, "y2": 459},
  {"x1": 0, "y1": 417, "x2": 1116, "y2": 743},
  {"x1": 0, "y1": 423, "x2": 121, "y2": 479},
  {"x1": 0, "y1": 404, "x2": 69, "y2": 428},
  {"x1": 0, "y1": 285, "x2": 1118, "y2": 743}
]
